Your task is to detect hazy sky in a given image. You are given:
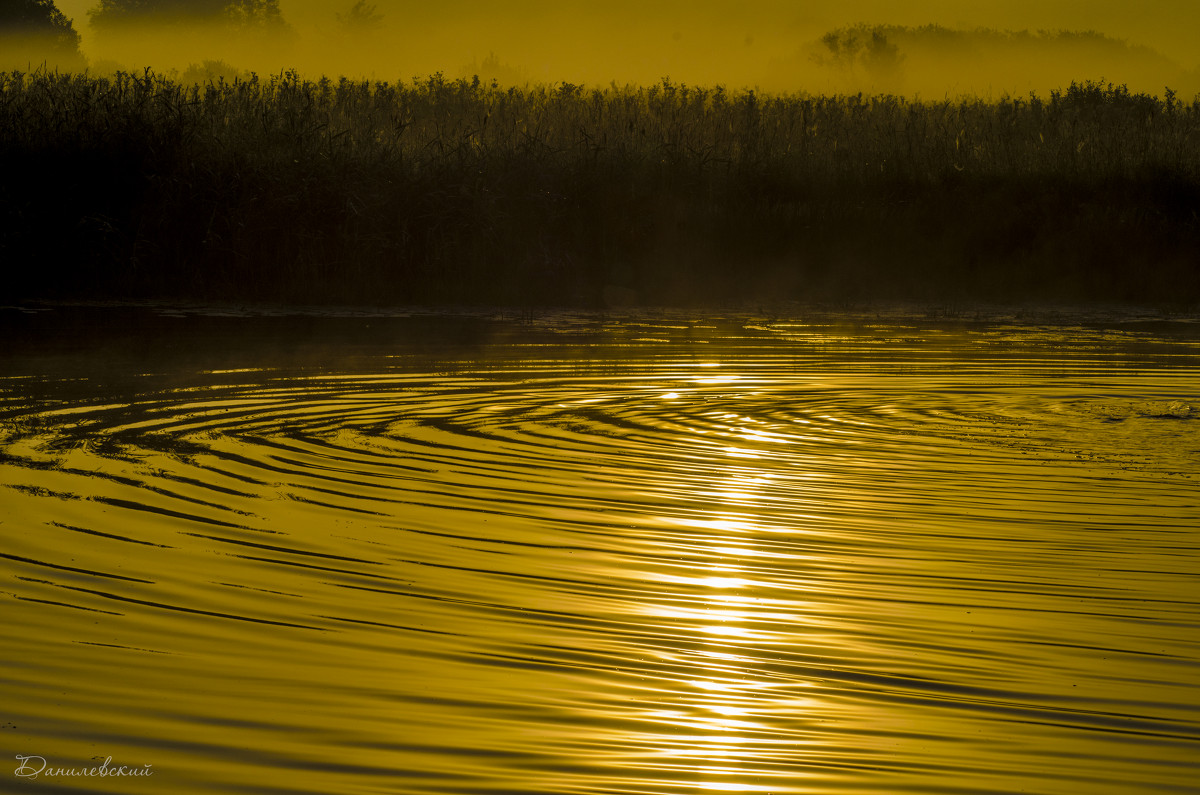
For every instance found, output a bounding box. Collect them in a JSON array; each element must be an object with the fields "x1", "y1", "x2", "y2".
[{"x1": 52, "y1": 0, "x2": 1200, "y2": 94}]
